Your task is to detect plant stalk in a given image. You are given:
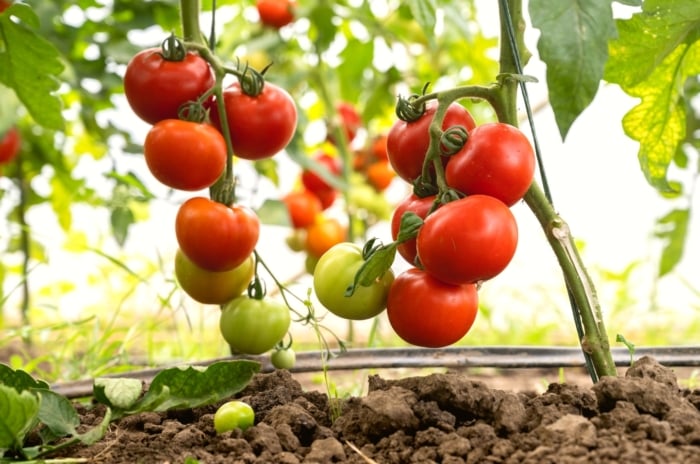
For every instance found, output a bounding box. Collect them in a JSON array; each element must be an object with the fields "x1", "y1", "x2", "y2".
[{"x1": 497, "y1": 0, "x2": 617, "y2": 379}]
